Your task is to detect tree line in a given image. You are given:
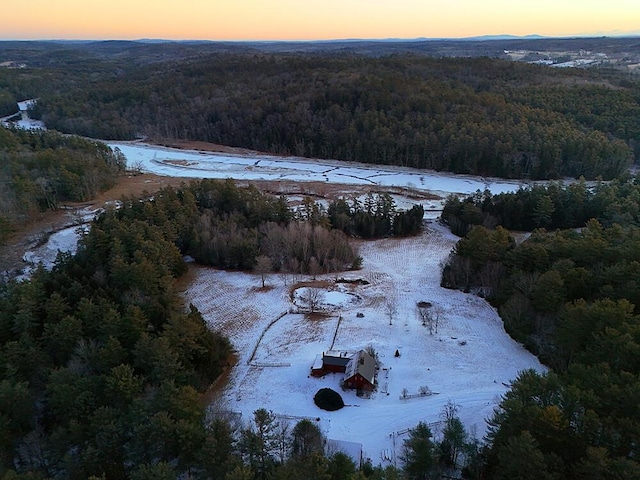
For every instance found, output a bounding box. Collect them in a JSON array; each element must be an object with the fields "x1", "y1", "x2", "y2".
[
  {"x1": 206, "y1": 401, "x2": 483, "y2": 480},
  {"x1": 0, "y1": 127, "x2": 125, "y2": 244},
  {"x1": 137, "y1": 180, "x2": 421, "y2": 276},
  {"x1": 5, "y1": 52, "x2": 636, "y2": 180},
  {"x1": 441, "y1": 175, "x2": 640, "y2": 236},
  {"x1": 441, "y1": 200, "x2": 640, "y2": 477},
  {"x1": 151, "y1": 179, "x2": 364, "y2": 274},
  {"x1": 327, "y1": 193, "x2": 424, "y2": 239}
]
